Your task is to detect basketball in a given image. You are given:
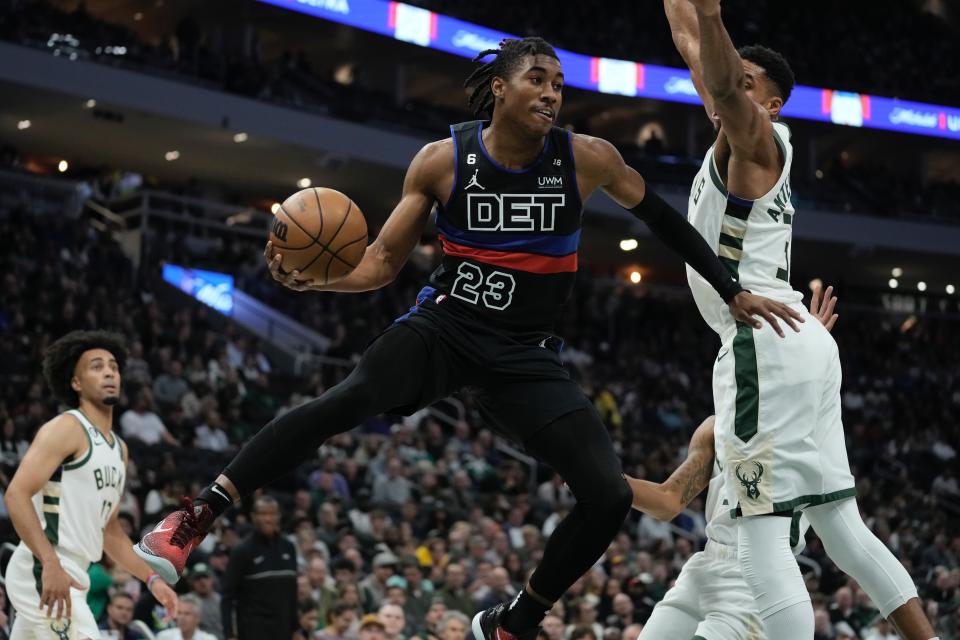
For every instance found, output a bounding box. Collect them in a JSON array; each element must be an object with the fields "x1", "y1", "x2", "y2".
[{"x1": 269, "y1": 187, "x2": 368, "y2": 285}]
